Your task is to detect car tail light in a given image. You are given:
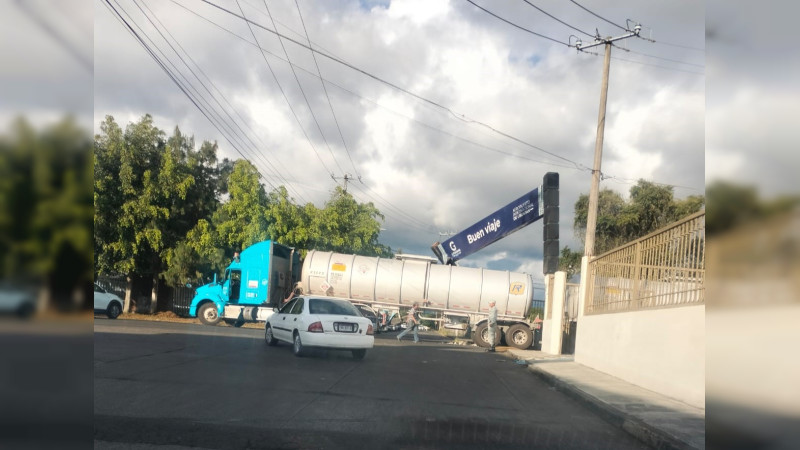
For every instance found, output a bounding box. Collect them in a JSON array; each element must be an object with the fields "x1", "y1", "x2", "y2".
[
  {"x1": 308, "y1": 321, "x2": 324, "y2": 333},
  {"x1": 366, "y1": 324, "x2": 374, "y2": 335}
]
